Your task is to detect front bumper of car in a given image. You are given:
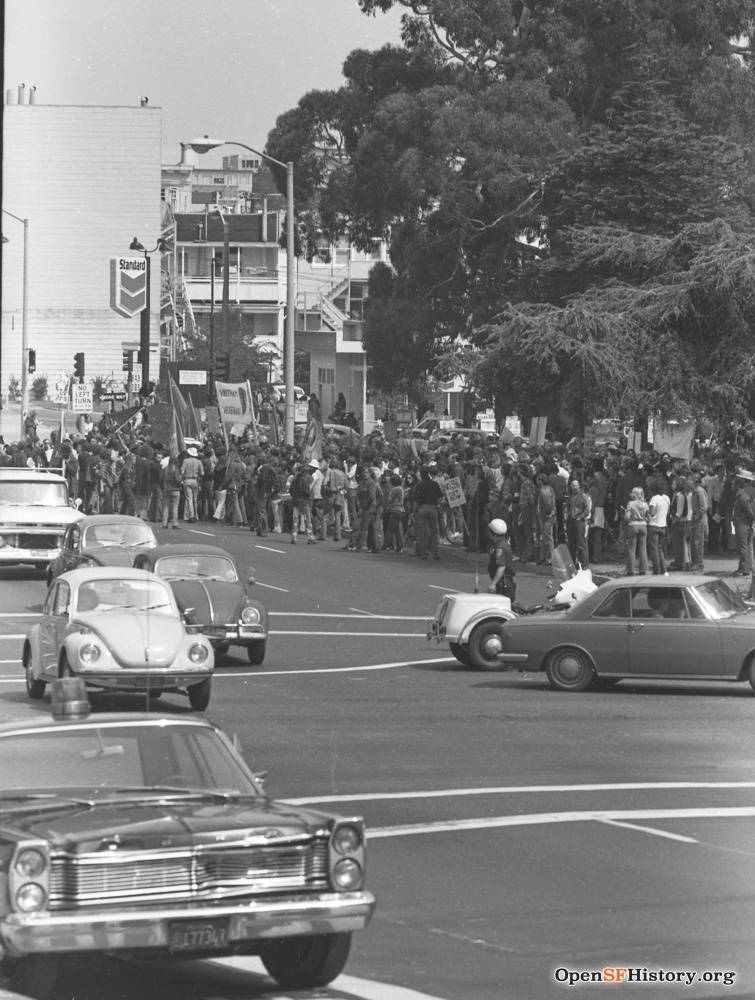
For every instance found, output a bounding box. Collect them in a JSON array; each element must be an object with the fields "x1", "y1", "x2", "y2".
[
  {"x1": 196, "y1": 623, "x2": 267, "y2": 647},
  {"x1": 0, "y1": 891, "x2": 376, "y2": 958},
  {"x1": 425, "y1": 618, "x2": 444, "y2": 642},
  {"x1": 72, "y1": 664, "x2": 212, "y2": 690},
  {"x1": 0, "y1": 542, "x2": 62, "y2": 565}
]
